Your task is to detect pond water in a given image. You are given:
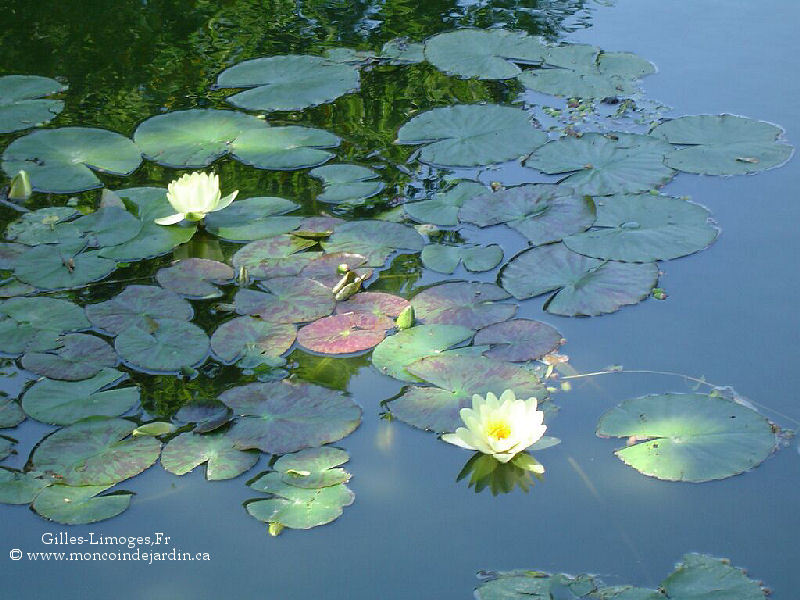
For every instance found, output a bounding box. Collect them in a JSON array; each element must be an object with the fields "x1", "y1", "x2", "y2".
[{"x1": 1, "y1": 1, "x2": 799, "y2": 599}]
